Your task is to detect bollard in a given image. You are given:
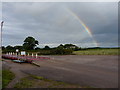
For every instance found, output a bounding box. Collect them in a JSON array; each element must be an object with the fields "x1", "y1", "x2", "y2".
[
  {"x1": 32, "y1": 53, "x2": 33, "y2": 57},
  {"x1": 36, "y1": 53, "x2": 38, "y2": 58},
  {"x1": 18, "y1": 53, "x2": 20, "y2": 56},
  {"x1": 28, "y1": 53, "x2": 29, "y2": 56}
]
